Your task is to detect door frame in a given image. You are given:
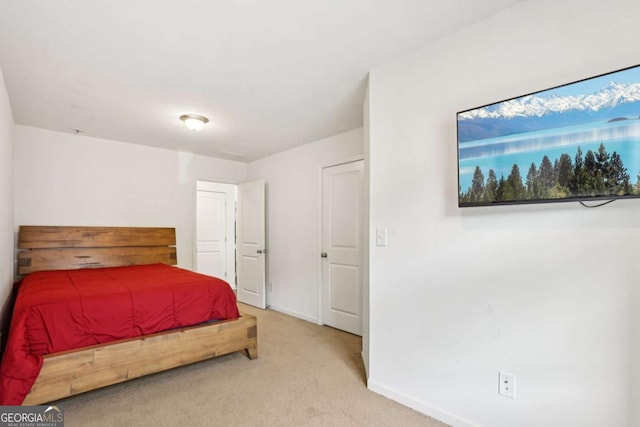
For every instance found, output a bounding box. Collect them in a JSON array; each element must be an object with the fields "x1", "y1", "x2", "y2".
[
  {"x1": 316, "y1": 155, "x2": 365, "y2": 326},
  {"x1": 194, "y1": 180, "x2": 237, "y2": 288}
]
